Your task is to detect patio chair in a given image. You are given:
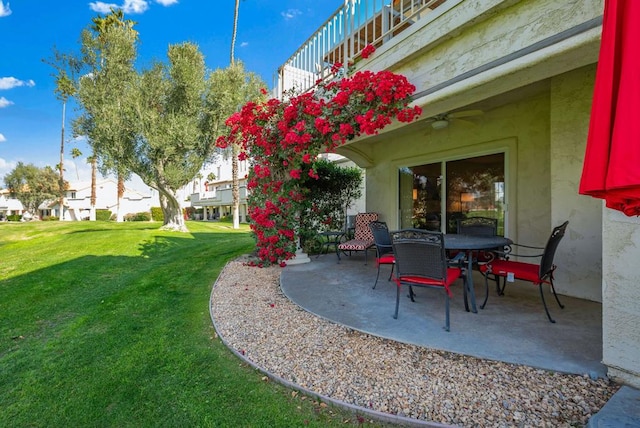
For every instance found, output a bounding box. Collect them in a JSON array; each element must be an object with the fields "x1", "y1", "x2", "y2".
[
  {"x1": 337, "y1": 212, "x2": 378, "y2": 263},
  {"x1": 368, "y1": 221, "x2": 395, "y2": 289},
  {"x1": 457, "y1": 216, "x2": 498, "y2": 237},
  {"x1": 479, "y1": 221, "x2": 569, "y2": 323},
  {"x1": 456, "y1": 216, "x2": 502, "y2": 291},
  {"x1": 391, "y1": 229, "x2": 467, "y2": 331}
]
